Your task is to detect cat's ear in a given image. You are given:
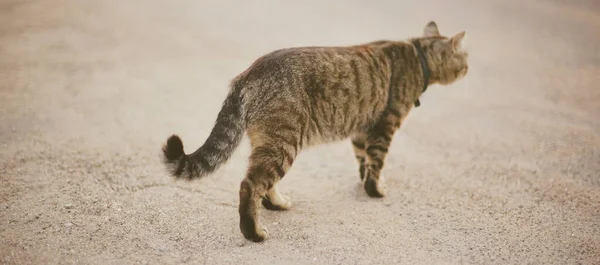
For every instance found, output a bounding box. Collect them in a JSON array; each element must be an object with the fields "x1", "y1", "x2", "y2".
[
  {"x1": 449, "y1": 31, "x2": 466, "y2": 52},
  {"x1": 423, "y1": 21, "x2": 440, "y2": 37}
]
